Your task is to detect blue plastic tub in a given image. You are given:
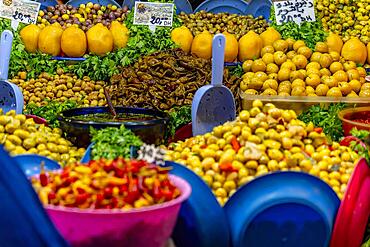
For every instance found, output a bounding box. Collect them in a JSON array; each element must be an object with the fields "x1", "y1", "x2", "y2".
[{"x1": 224, "y1": 172, "x2": 340, "y2": 247}]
